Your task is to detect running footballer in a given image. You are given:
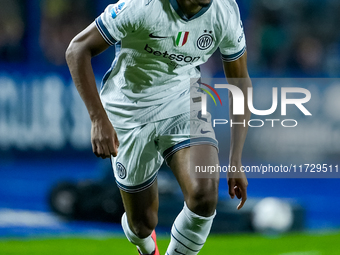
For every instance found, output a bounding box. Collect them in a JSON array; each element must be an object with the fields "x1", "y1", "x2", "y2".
[{"x1": 66, "y1": 0, "x2": 251, "y2": 254}]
